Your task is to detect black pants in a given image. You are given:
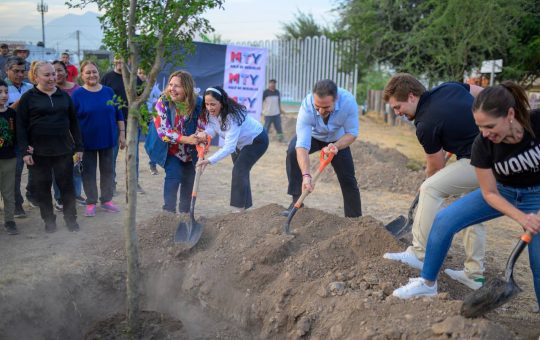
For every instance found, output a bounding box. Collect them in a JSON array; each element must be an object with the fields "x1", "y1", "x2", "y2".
[
  {"x1": 285, "y1": 136, "x2": 362, "y2": 217},
  {"x1": 230, "y1": 130, "x2": 269, "y2": 209},
  {"x1": 31, "y1": 154, "x2": 77, "y2": 224},
  {"x1": 82, "y1": 148, "x2": 114, "y2": 204}
]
